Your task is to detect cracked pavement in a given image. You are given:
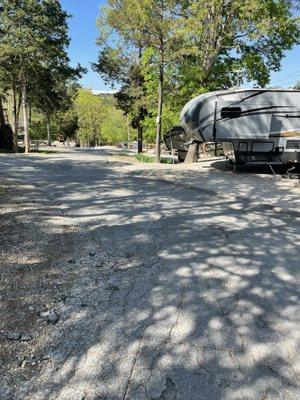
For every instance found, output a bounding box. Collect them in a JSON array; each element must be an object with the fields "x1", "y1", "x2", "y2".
[{"x1": 0, "y1": 148, "x2": 299, "y2": 400}]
